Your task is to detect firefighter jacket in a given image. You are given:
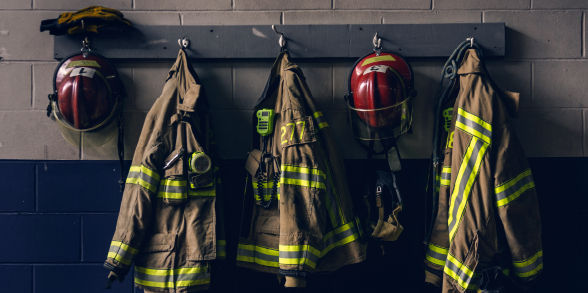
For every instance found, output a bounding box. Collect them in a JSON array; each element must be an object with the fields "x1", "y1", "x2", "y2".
[
  {"x1": 424, "y1": 49, "x2": 542, "y2": 292},
  {"x1": 104, "y1": 49, "x2": 225, "y2": 293},
  {"x1": 237, "y1": 52, "x2": 366, "y2": 287}
]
